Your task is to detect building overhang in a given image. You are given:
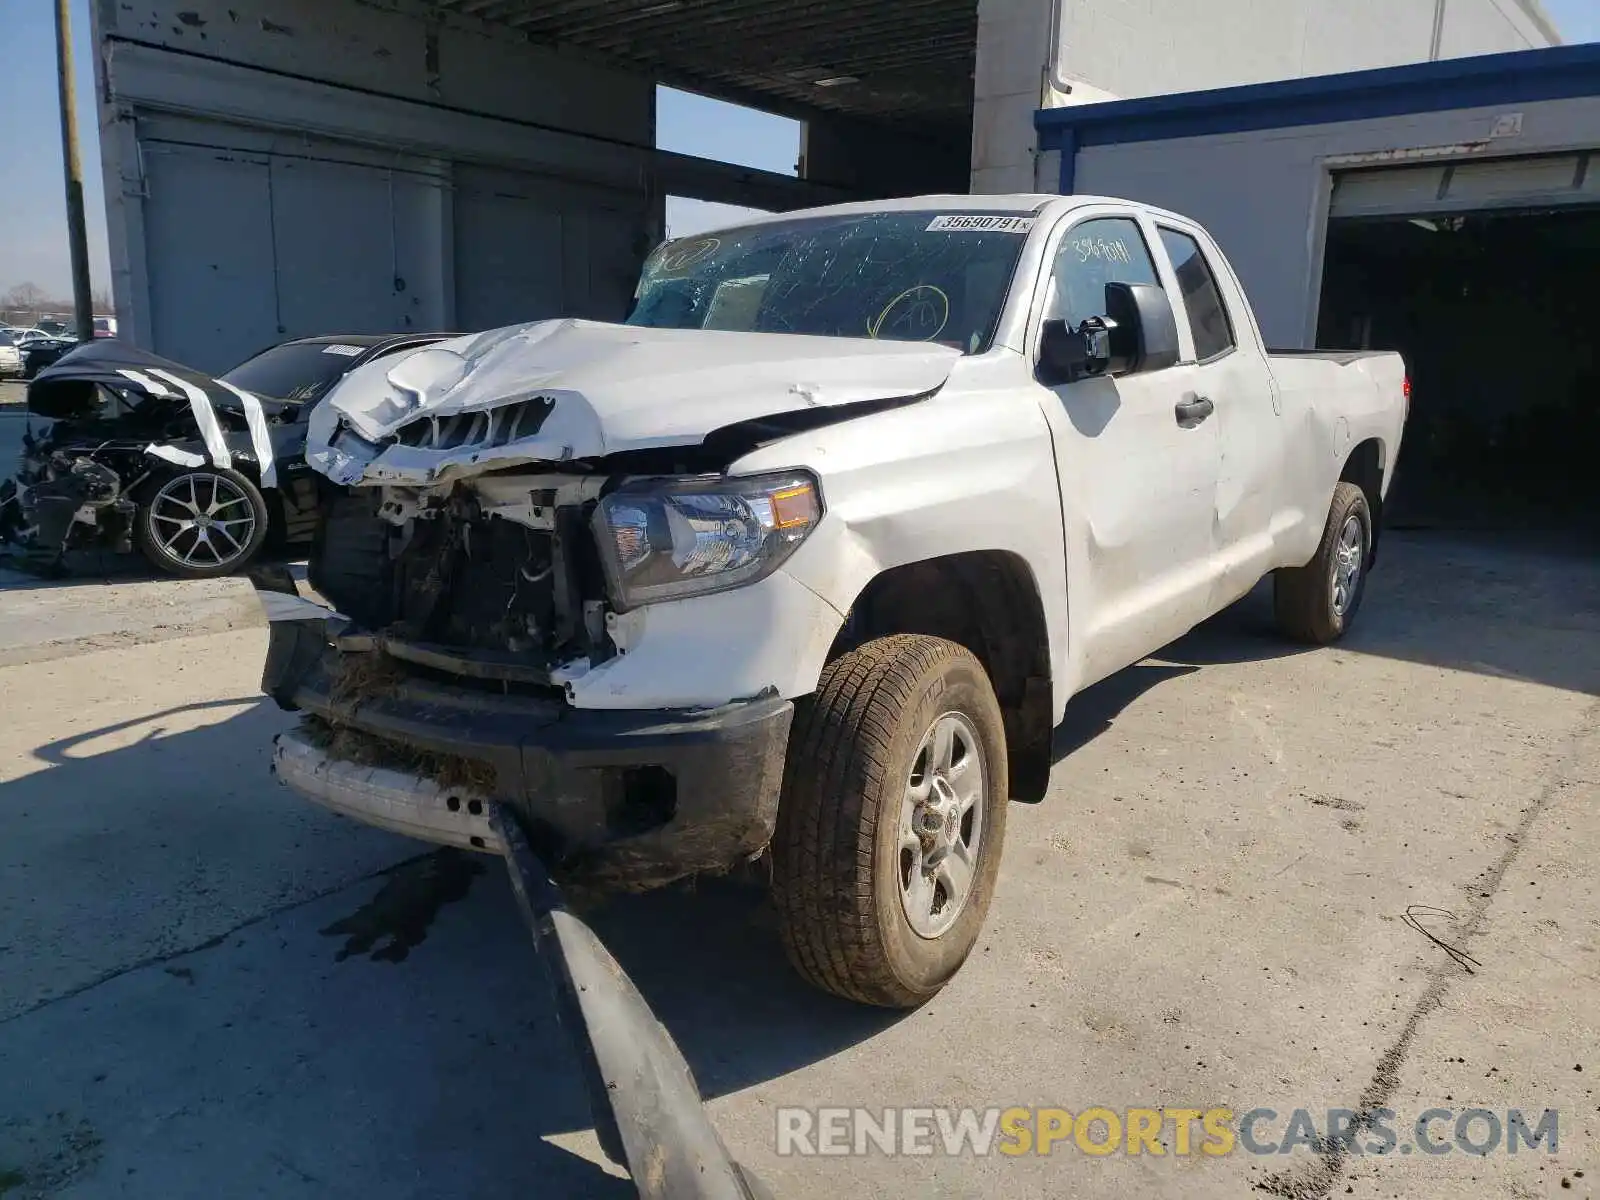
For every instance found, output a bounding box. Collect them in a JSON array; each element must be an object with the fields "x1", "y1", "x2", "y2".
[{"x1": 1035, "y1": 42, "x2": 1600, "y2": 192}]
